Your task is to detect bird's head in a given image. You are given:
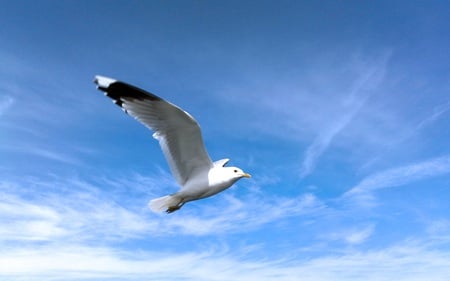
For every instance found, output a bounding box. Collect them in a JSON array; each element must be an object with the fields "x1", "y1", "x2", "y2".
[
  {"x1": 228, "y1": 167, "x2": 252, "y2": 180},
  {"x1": 208, "y1": 166, "x2": 251, "y2": 188},
  {"x1": 213, "y1": 159, "x2": 251, "y2": 180}
]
